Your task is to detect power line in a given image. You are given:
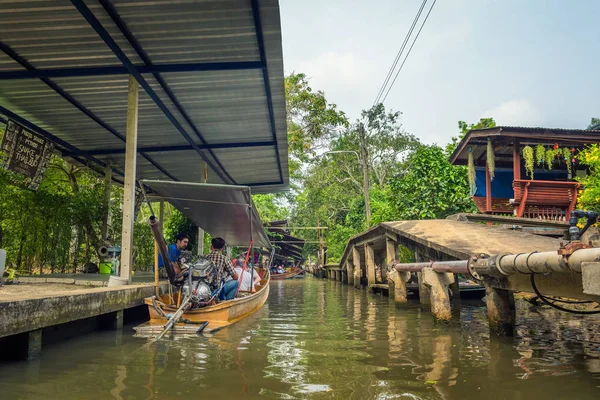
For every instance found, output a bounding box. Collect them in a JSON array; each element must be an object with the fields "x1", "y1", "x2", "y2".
[
  {"x1": 373, "y1": 0, "x2": 428, "y2": 106},
  {"x1": 380, "y1": 0, "x2": 438, "y2": 104}
]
